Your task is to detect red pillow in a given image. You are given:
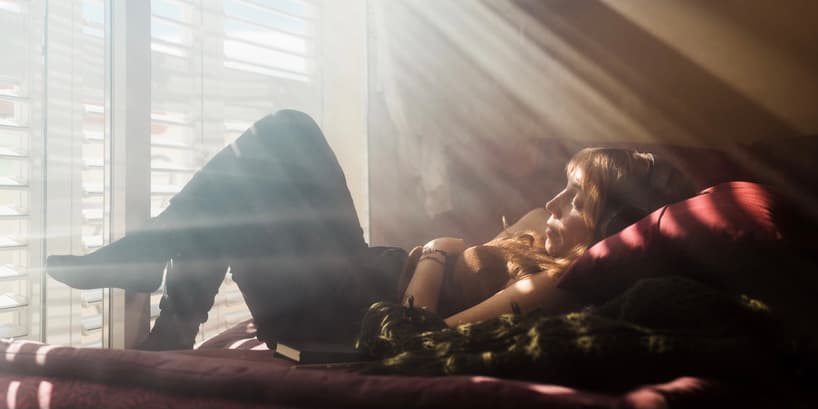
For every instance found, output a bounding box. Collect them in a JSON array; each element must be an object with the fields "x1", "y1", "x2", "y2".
[{"x1": 556, "y1": 181, "x2": 811, "y2": 305}]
